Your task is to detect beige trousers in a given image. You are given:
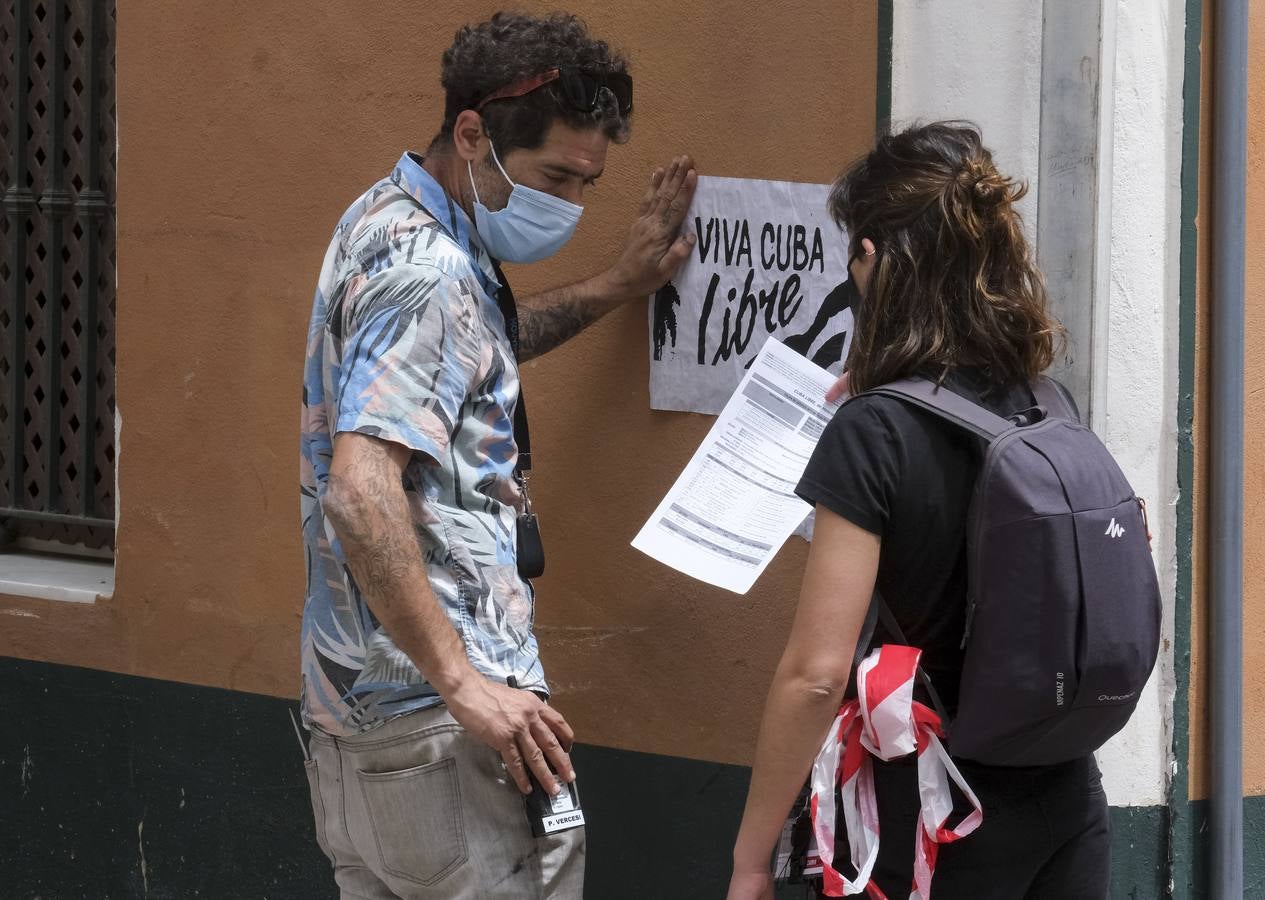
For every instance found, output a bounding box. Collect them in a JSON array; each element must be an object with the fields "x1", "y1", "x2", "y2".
[{"x1": 305, "y1": 705, "x2": 585, "y2": 899}]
